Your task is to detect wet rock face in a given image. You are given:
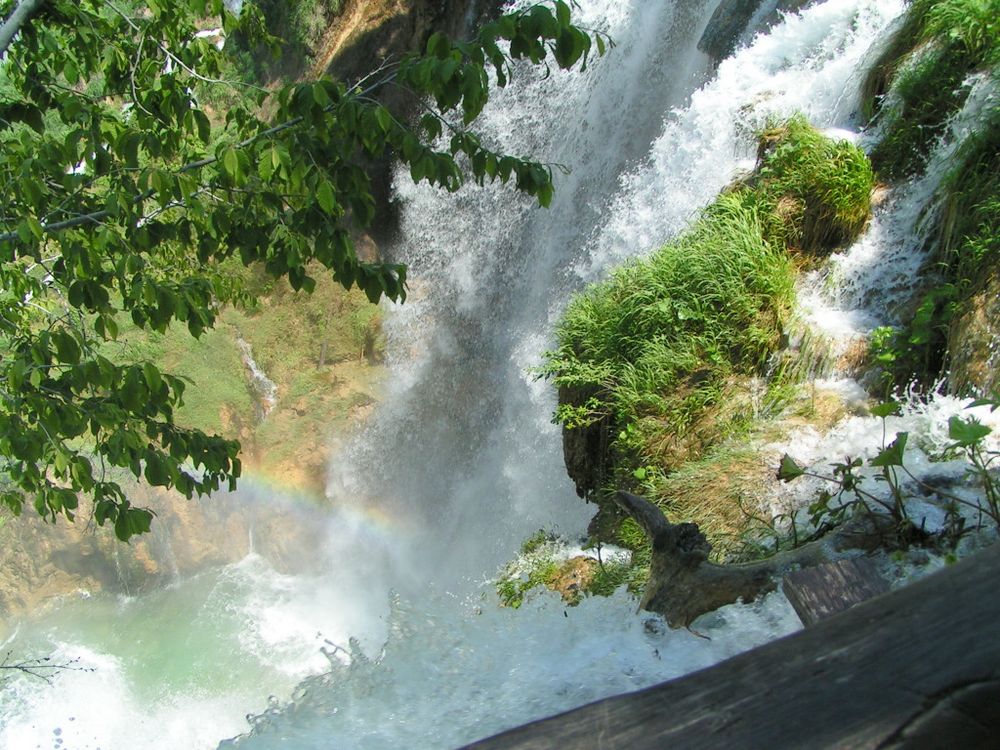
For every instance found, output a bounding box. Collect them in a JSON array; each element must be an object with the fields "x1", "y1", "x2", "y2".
[
  {"x1": 0, "y1": 483, "x2": 328, "y2": 634},
  {"x1": 558, "y1": 383, "x2": 611, "y2": 500},
  {"x1": 949, "y1": 272, "x2": 1000, "y2": 396},
  {"x1": 698, "y1": 0, "x2": 815, "y2": 62}
]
